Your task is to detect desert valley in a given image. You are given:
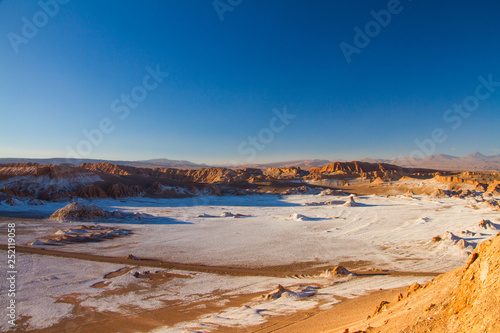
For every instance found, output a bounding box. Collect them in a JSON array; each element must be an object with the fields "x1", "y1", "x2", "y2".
[
  {"x1": 2, "y1": 1, "x2": 500, "y2": 332},
  {"x1": 0, "y1": 159, "x2": 499, "y2": 332}
]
